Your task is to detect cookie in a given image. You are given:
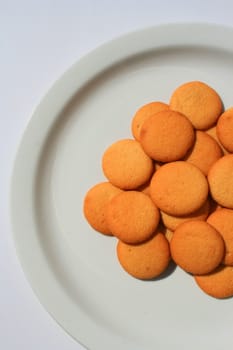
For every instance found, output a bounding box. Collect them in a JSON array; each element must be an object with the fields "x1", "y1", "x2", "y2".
[
  {"x1": 170, "y1": 220, "x2": 225, "y2": 275},
  {"x1": 140, "y1": 110, "x2": 195, "y2": 162},
  {"x1": 170, "y1": 81, "x2": 222, "y2": 129},
  {"x1": 83, "y1": 182, "x2": 122, "y2": 235},
  {"x1": 107, "y1": 191, "x2": 160, "y2": 244},
  {"x1": 184, "y1": 131, "x2": 223, "y2": 175},
  {"x1": 137, "y1": 163, "x2": 157, "y2": 196},
  {"x1": 150, "y1": 161, "x2": 209, "y2": 216},
  {"x1": 117, "y1": 231, "x2": 170, "y2": 279},
  {"x1": 216, "y1": 107, "x2": 233, "y2": 153},
  {"x1": 161, "y1": 199, "x2": 210, "y2": 231},
  {"x1": 206, "y1": 126, "x2": 228, "y2": 155},
  {"x1": 195, "y1": 265, "x2": 233, "y2": 299},
  {"x1": 207, "y1": 208, "x2": 233, "y2": 266},
  {"x1": 131, "y1": 101, "x2": 169, "y2": 141},
  {"x1": 208, "y1": 154, "x2": 233, "y2": 208},
  {"x1": 102, "y1": 139, "x2": 154, "y2": 190}
]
